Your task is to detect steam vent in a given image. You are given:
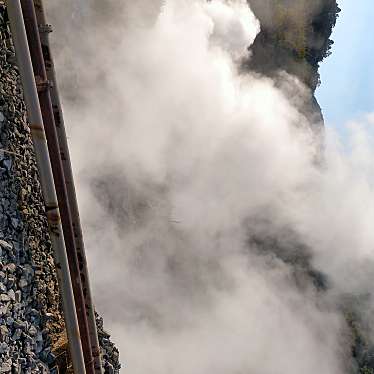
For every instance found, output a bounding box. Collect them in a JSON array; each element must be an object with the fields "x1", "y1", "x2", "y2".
[{"x1": 0, "y1": 0, "x2": 373, "y2": 373}]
